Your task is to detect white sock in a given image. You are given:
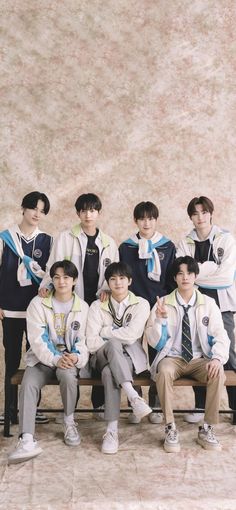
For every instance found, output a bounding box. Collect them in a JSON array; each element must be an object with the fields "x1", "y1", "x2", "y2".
[
  {"x1": 22, "y1": 433, "x2": 34, "y2": 443},
  {"x1": 121, "y1": 382, "x2": 139, "y2": 402},
  {"x1": 64, "y1": 413, "x2": 75, "y2": 426},
  {"x1": 106, "y1": 420, "x2": 118, "y2": 433}
]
